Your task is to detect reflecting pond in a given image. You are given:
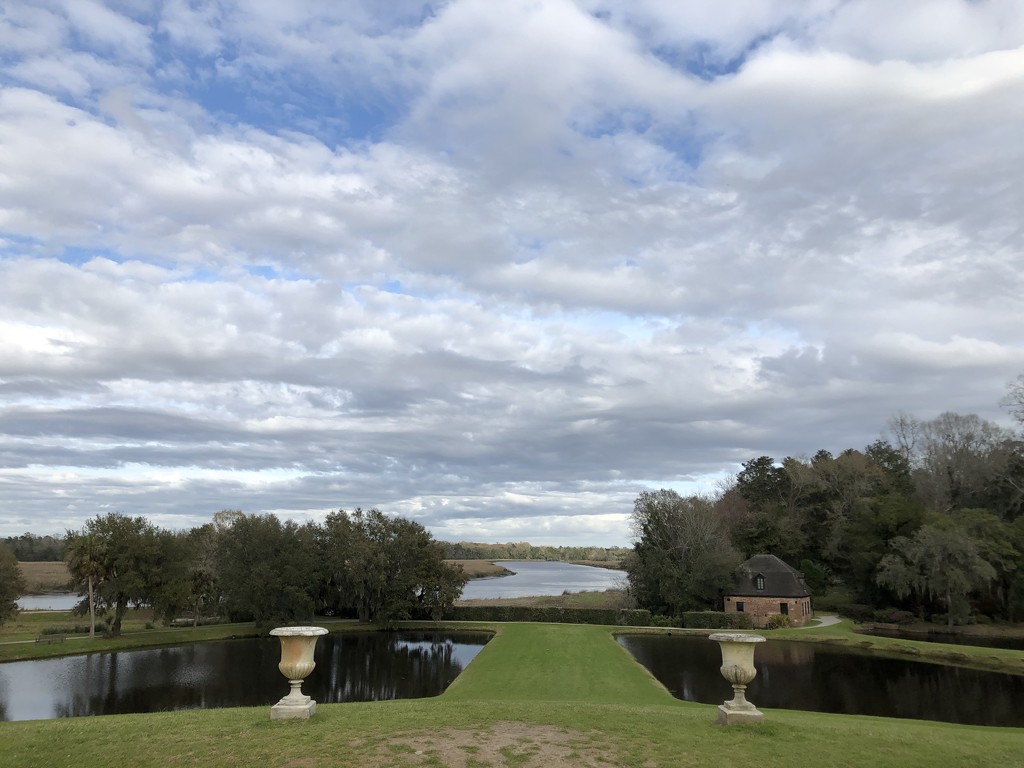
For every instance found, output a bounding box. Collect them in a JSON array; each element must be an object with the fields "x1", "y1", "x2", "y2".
[
  {"x1": 459, "y1": 560, "x2": 625, "y2": 600},
  {"x1": 617, "y1": 634, "x2": 1024, "y2": 727},
  {"x1": 0, "y1": 631, "x2": 490, "y2": 722}
]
